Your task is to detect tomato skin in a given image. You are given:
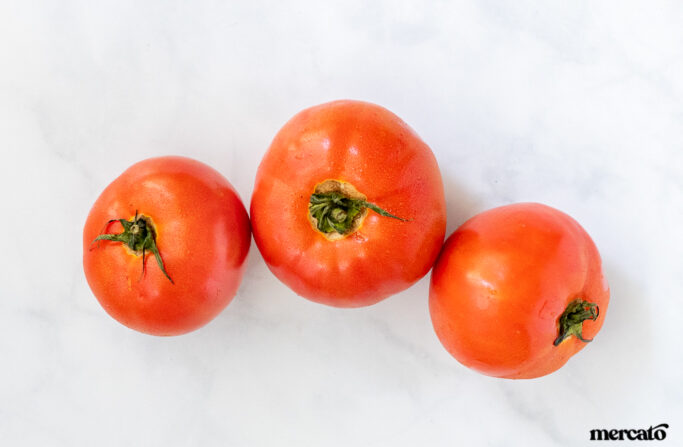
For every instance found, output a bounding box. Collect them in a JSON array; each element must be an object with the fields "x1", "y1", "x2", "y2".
[
  {"x1": 83, "y1": 156, "x2": 251, "y2": 336},
  {"x1": 429, "y1": 203, "x2": 609, "y2": 379},
  {"x1": 251, "y1": 100, "x2": 446, "y2": 307}
]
